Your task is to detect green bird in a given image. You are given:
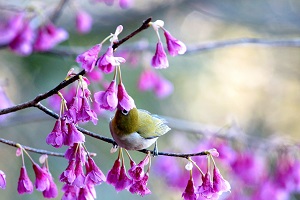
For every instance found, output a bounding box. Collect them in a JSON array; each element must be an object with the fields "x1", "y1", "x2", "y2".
[{"x1": 109, "y1": 107, "x2": 171, "y2": 154}]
